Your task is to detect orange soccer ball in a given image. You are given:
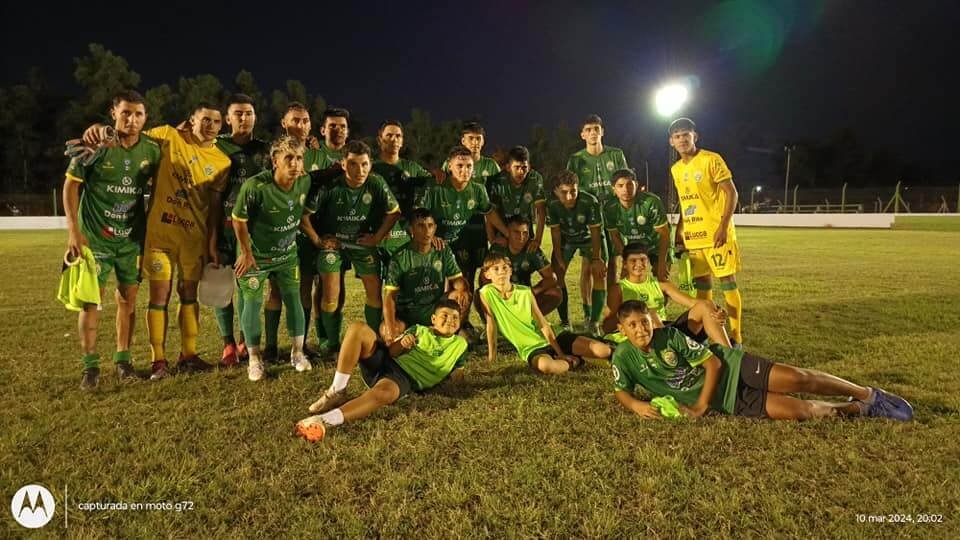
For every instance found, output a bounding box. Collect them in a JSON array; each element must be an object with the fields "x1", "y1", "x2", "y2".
[{"x1": 296, "y1": 418, "x2": 326, "y2": 442}]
